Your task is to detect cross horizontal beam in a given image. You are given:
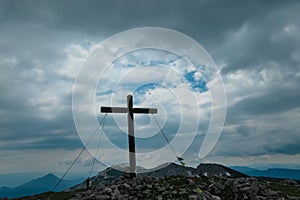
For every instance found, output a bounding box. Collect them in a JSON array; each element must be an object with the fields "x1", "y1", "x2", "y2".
[
  {"x1": 100, "y1": 95, "x2": 158, "y2": 178},
  {"x1": 100, "y1": 106, "x2": 128, "y2": 113},
  {"x1": 133, "y1": 108, "x2": 158, "y2": 114},
  {"x1": 101, "y1": 106, "x2": 157, "y2": 114}
]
